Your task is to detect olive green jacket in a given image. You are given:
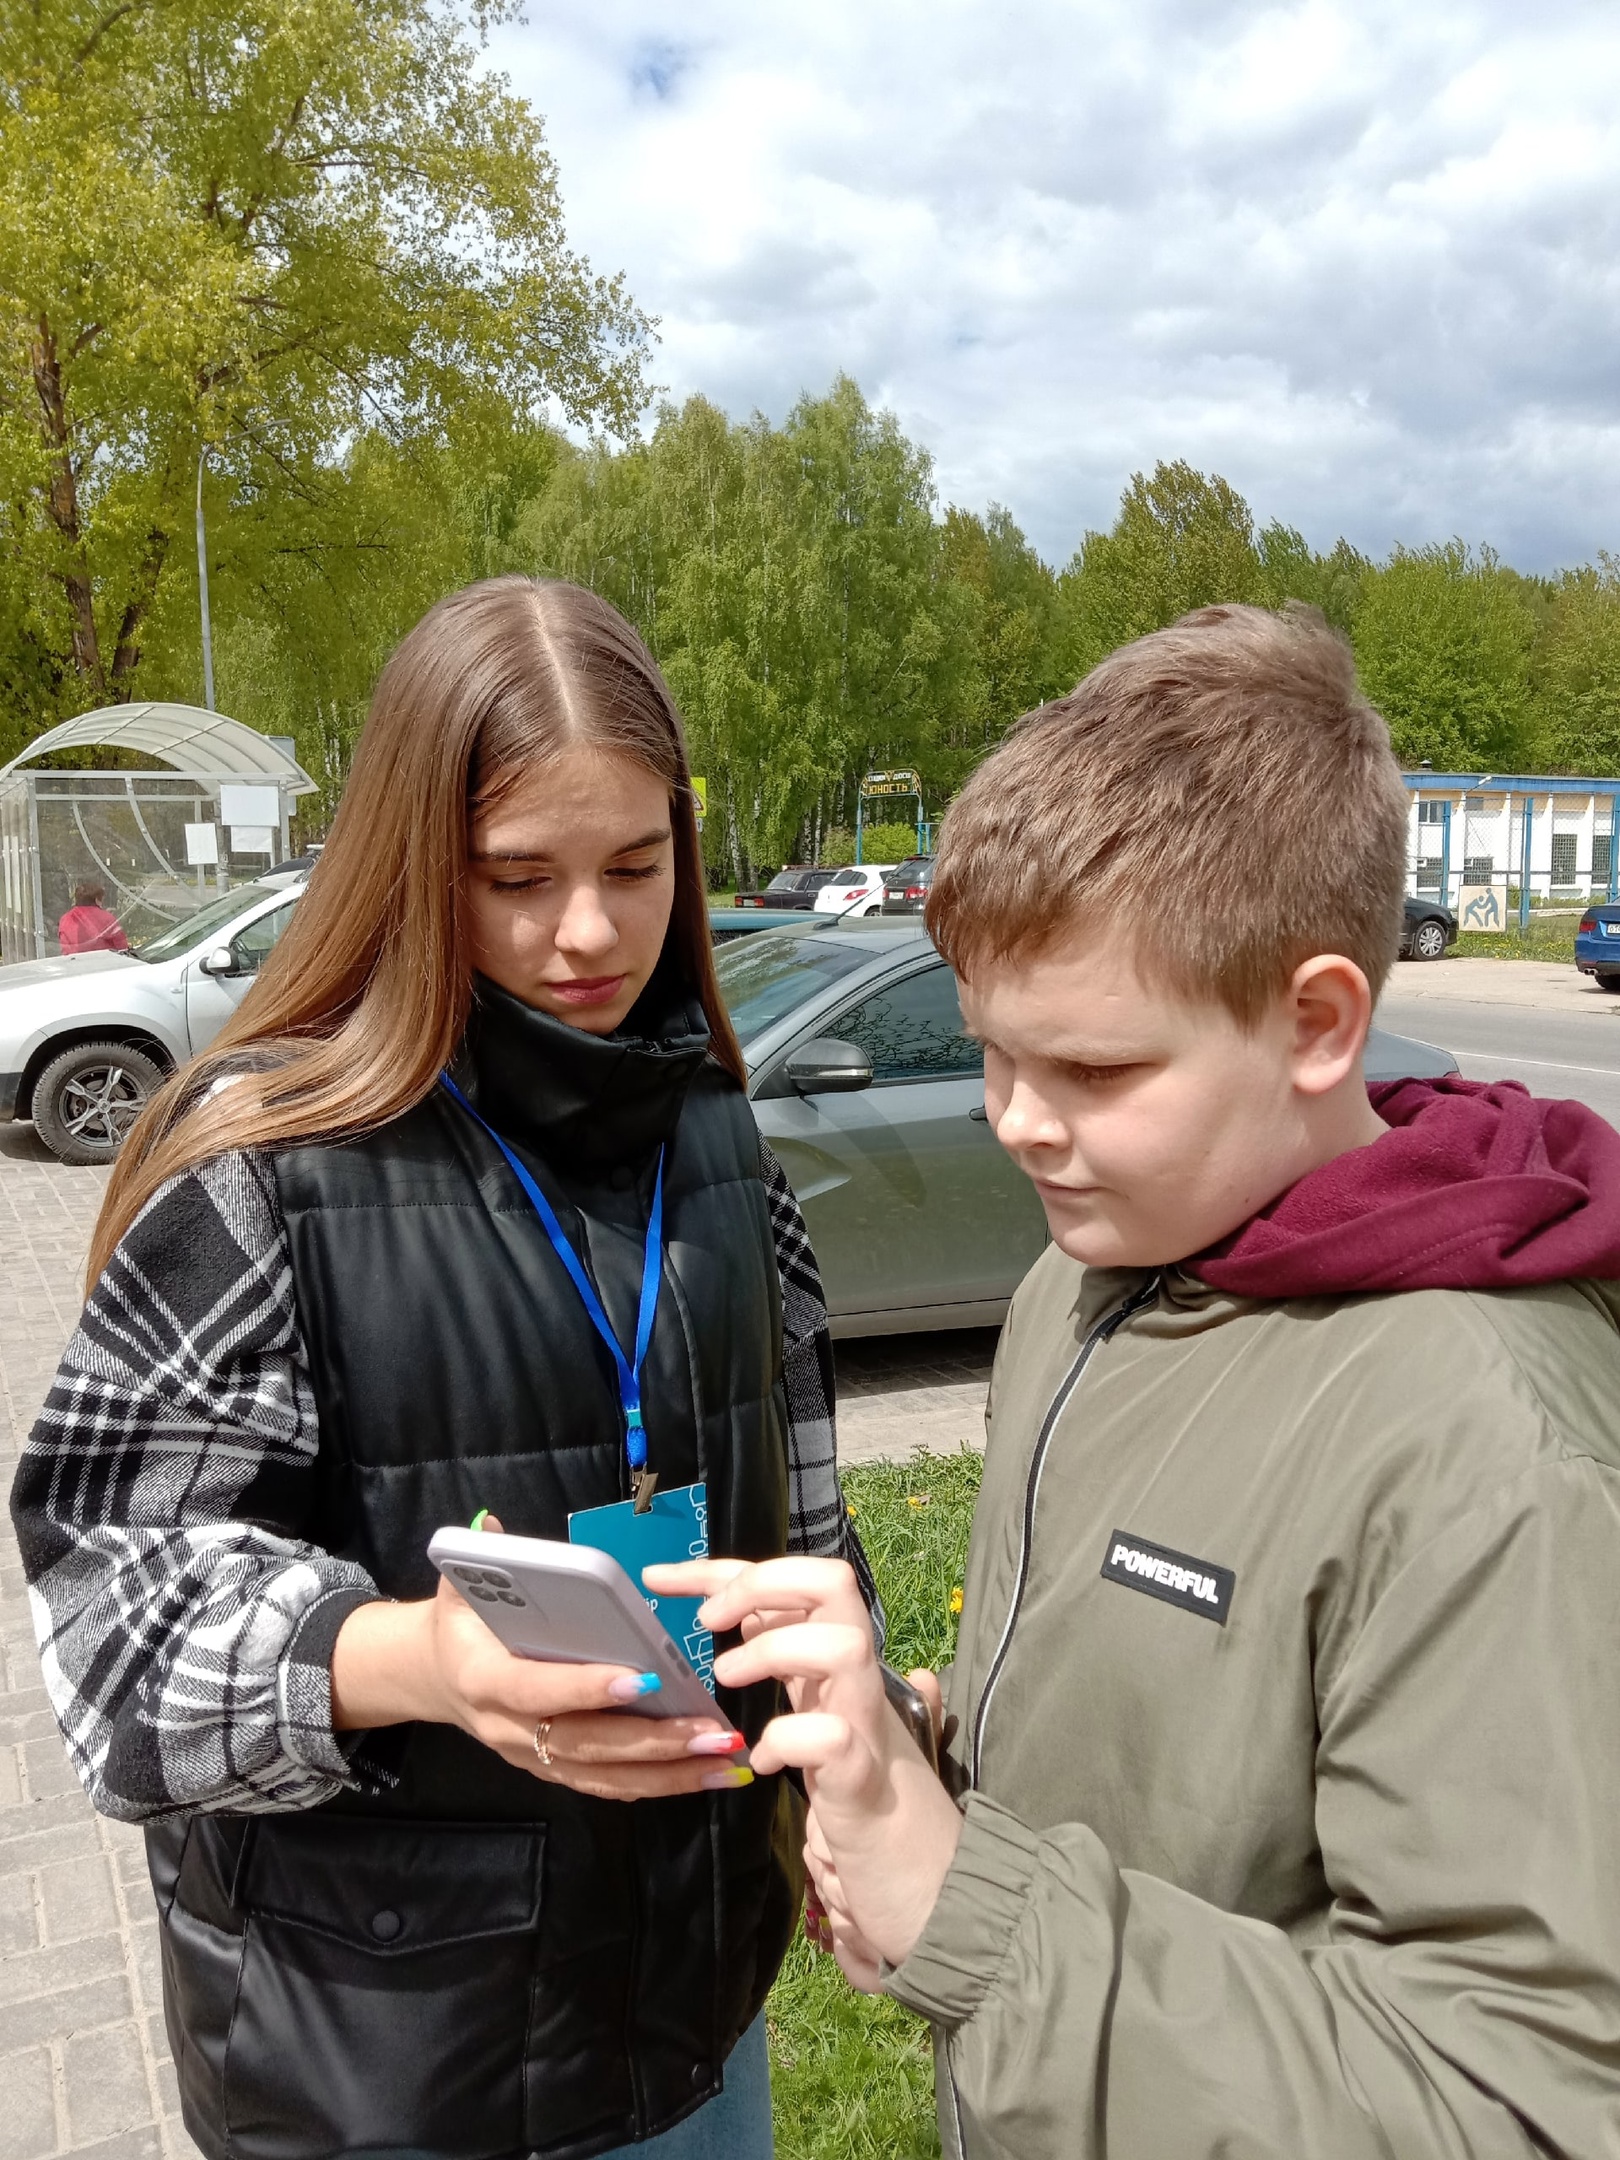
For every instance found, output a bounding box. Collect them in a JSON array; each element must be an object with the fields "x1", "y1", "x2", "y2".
[{"x1": 885, "y1": 1251, "x2": 1620, "y2": 2159}]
